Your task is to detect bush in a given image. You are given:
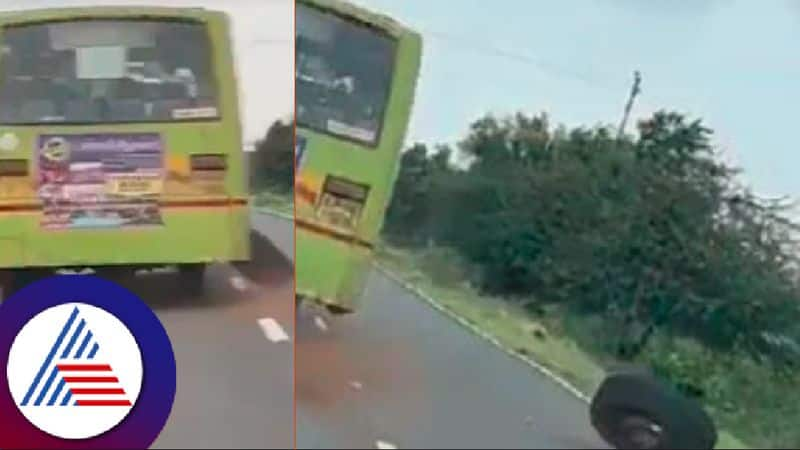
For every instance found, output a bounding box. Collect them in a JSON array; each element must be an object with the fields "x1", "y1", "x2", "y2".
[
  {"x1": 250, "y1": 118, "x2": 294, "y2": 193},
  {"x1": 385, "y1": 111, "x2": 800, "y2": 364}
]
